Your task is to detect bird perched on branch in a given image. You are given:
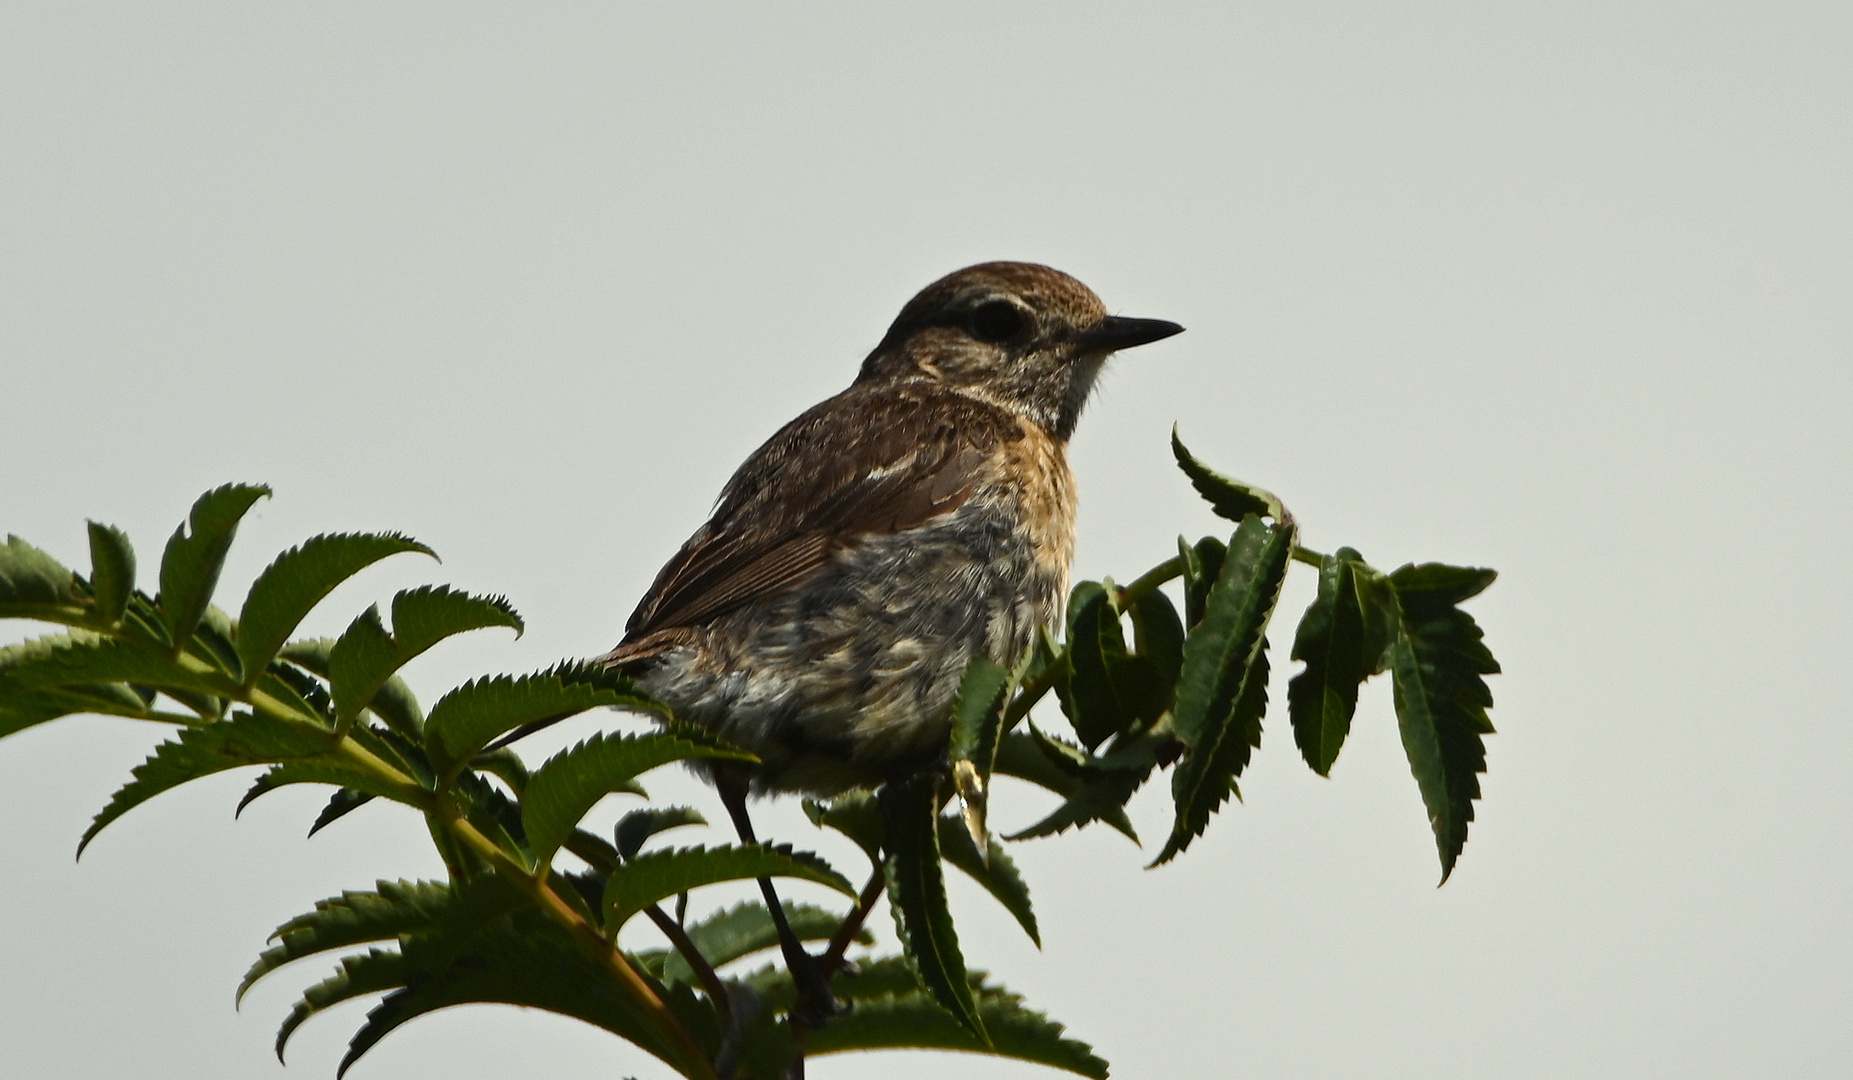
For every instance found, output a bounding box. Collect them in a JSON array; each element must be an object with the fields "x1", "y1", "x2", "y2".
[{"x1": 601, "y1": 261, "x2": 1183, "y2": 795}]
